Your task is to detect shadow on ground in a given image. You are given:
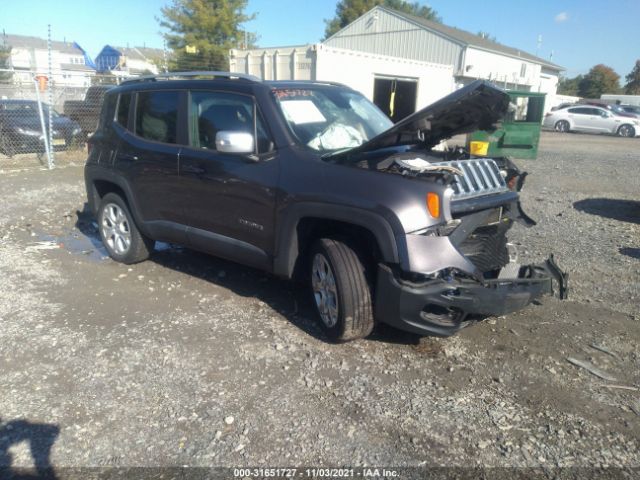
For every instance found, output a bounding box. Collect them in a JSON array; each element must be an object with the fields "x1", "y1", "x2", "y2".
[
  {"x1": 0, "y1": 417, "x2": 59, "y2": 480},
  {"x1": 619, "y1": 247, "x2": 640, "y2": 260},
  {"x1": 573, "y1": 198, "x2": 640, "y2": 224},
  {"x1": 74, "y1": 206, "x2": 424, "y2": 346}
]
